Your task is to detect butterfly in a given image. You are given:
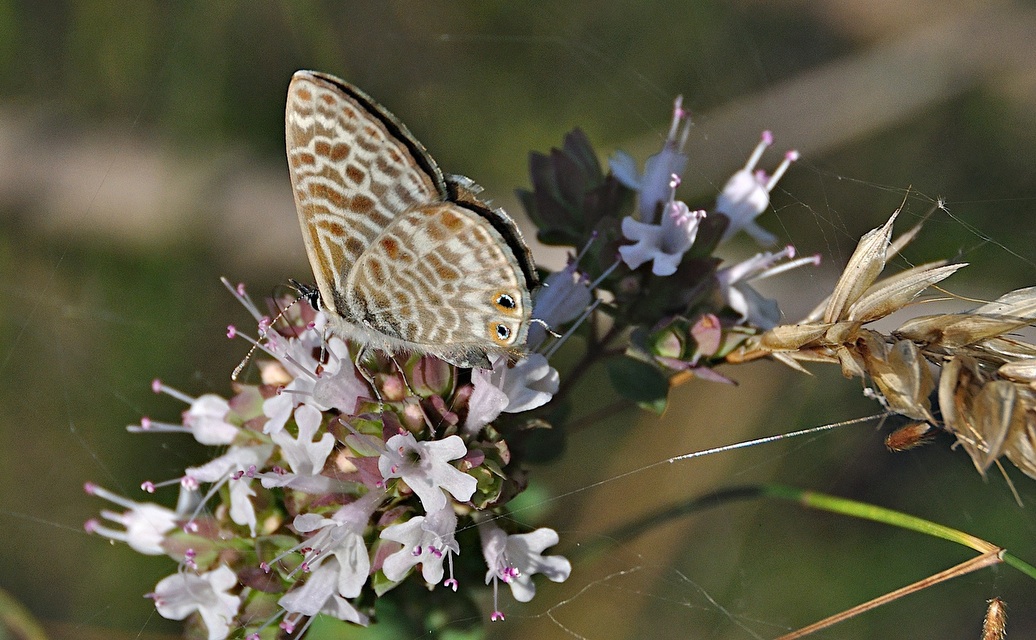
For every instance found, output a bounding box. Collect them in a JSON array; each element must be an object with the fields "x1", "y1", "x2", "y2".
[{"x1": 284, "y1": 70, "x2": 538, "y2": 370}]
